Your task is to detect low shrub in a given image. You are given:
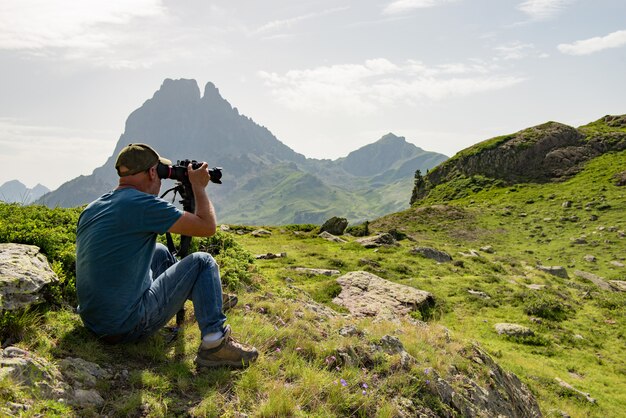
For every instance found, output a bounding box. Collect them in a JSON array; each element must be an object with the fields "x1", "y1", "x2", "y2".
[{"x1": 523, "y1": 293, "x2": 572, "y2": 321}]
